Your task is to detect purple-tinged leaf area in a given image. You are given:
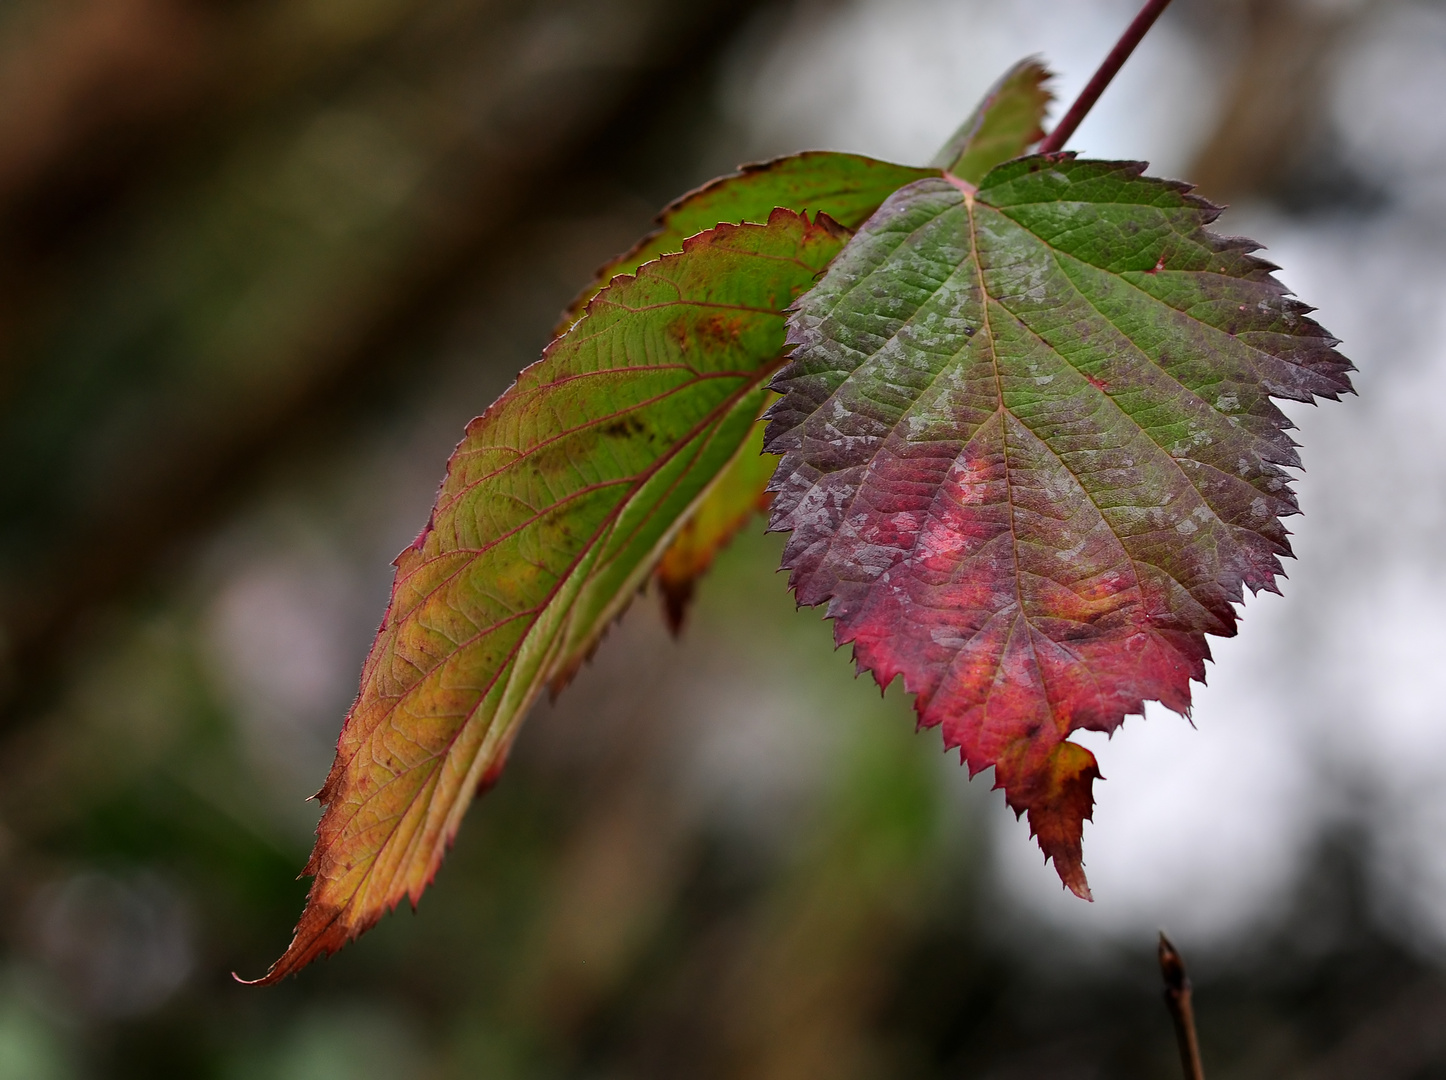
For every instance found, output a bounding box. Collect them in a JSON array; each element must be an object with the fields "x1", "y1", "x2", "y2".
[
  {"x1": 765, "y1": 155, "x2": 1353, "y2": 898},
  {"x1": 556, "y1": 153, "x2": 935, "y2": 334},
  {"x1": 254, "y1": 209, "x2": 851, "y2": 983},
  {"x1": 931, "y1": 57, "x2": 1053, "y2": 183}
]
